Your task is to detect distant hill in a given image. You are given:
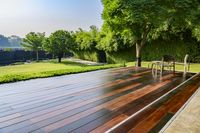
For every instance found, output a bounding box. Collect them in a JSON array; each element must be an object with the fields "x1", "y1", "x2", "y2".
[{"x1": 0, "y1": 35, "x2": 22, "y2": 48}]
